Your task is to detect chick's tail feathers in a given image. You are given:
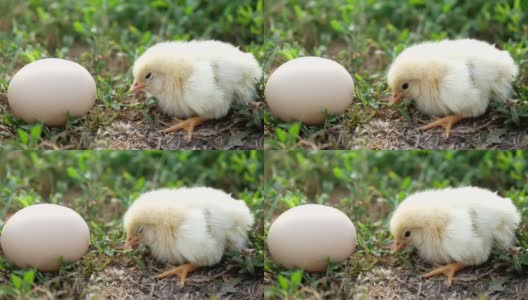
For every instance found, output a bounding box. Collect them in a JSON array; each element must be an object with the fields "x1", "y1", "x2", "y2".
[
  {"x1": 234, "y1": 71, "x2": 261, "y2": 105},
  {"x1": 226, "y1": 203, "x2": 255, "y2": 251},
  {"x1": 490, "y1": 53, "x2": 518, "y2": 102},
  {"x1": 492, "y1": 204, "x2": 521, "y2": 250},
  {"x1": 226, "y1": 223, "x2": 252, "y2": 251},
  {"x1": 220, "y1": 53, "x2": 262, "y2": 105}
]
